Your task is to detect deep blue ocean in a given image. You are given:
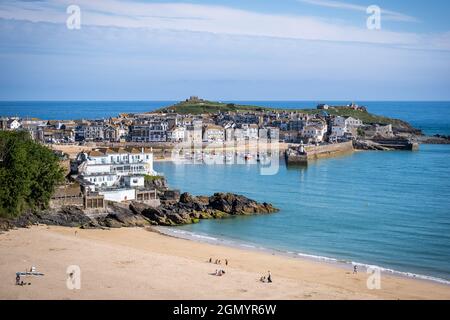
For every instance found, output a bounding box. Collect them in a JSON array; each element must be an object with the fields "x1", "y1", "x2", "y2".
[{"x1": 2, "y1": 101, "x2": 450, "y2": 282}]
